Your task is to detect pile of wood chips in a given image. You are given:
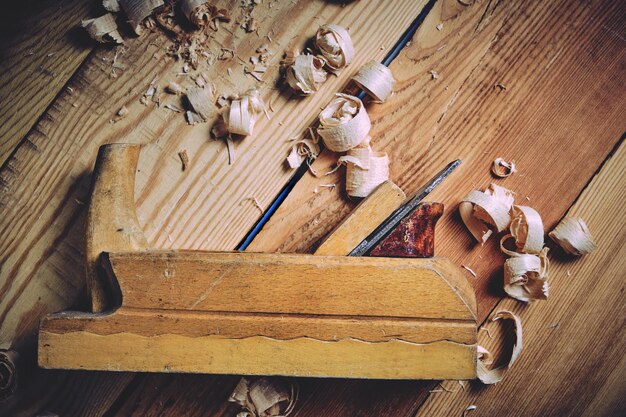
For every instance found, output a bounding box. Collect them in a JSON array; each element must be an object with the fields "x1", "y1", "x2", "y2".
[{"x1": 460, "y1": 161, "x2": 596, "y2": 384}]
